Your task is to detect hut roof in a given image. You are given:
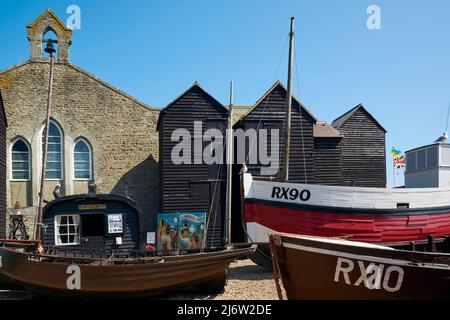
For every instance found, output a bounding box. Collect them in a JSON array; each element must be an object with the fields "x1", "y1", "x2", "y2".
[
  {"x1": 234, "y1": 81, "x2": 318, "y2": 127},
  {"x1": 332, "y1": 103, "x2": 387, "y2": 133},
  {"x1": 314, "y1": 121, "x2": 342, "y2": 138},
  {"x1": 156, "y1": 82, "x2": 228, "y2": 131},
  {"x1": 43, "y1": 193, "x2": 144, "y2": 232}
]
